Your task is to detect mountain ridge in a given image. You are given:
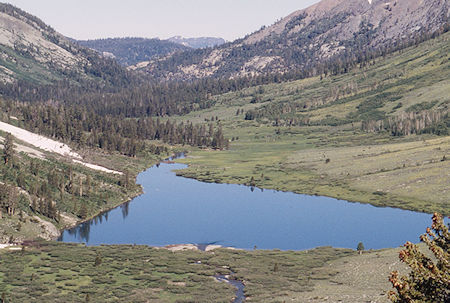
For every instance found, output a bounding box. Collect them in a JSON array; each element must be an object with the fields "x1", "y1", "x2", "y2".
[
  {"x1": 137, "y1": 0, "x2": 449, "y2": 80},
  {"x1": 0, "y1": 2, "x2": 134, "y2": 87}
]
